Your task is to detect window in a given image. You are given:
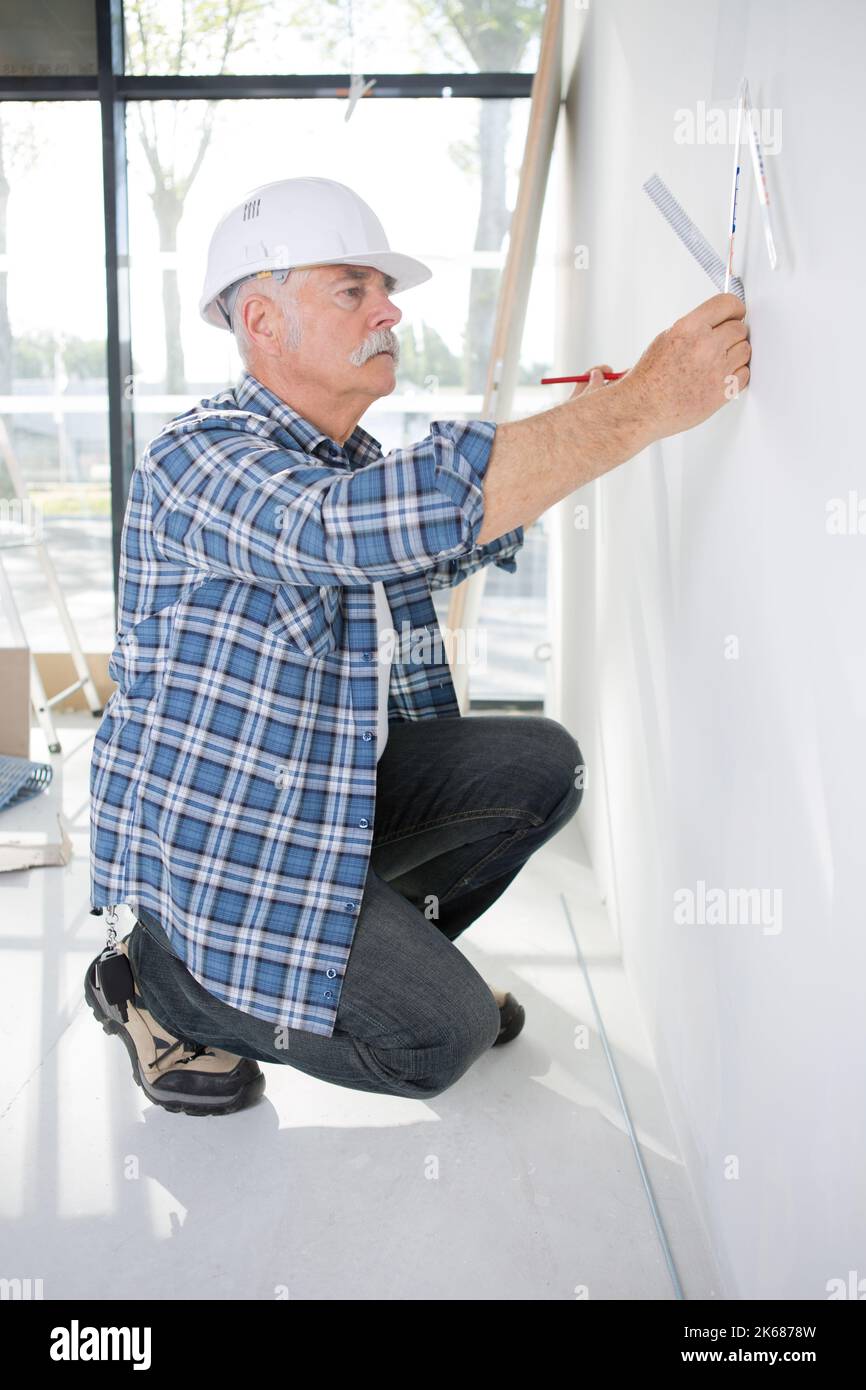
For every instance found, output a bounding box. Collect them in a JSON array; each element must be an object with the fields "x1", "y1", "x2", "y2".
[
  {"x1": 0, "y1": 101, "x2": 110, "y2": 653},
  {"x1": 123, "y1": 0, "x2": 544, "y2": 77},
  {"x1": 2, "y1": 0, "x2": 556, "y2": 706}
]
